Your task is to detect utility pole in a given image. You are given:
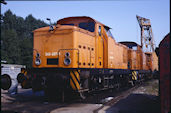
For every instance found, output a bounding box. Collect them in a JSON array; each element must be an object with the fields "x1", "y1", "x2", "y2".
[{"x1": 136, "y1": 15, "x2": 155, "y2": 52}]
